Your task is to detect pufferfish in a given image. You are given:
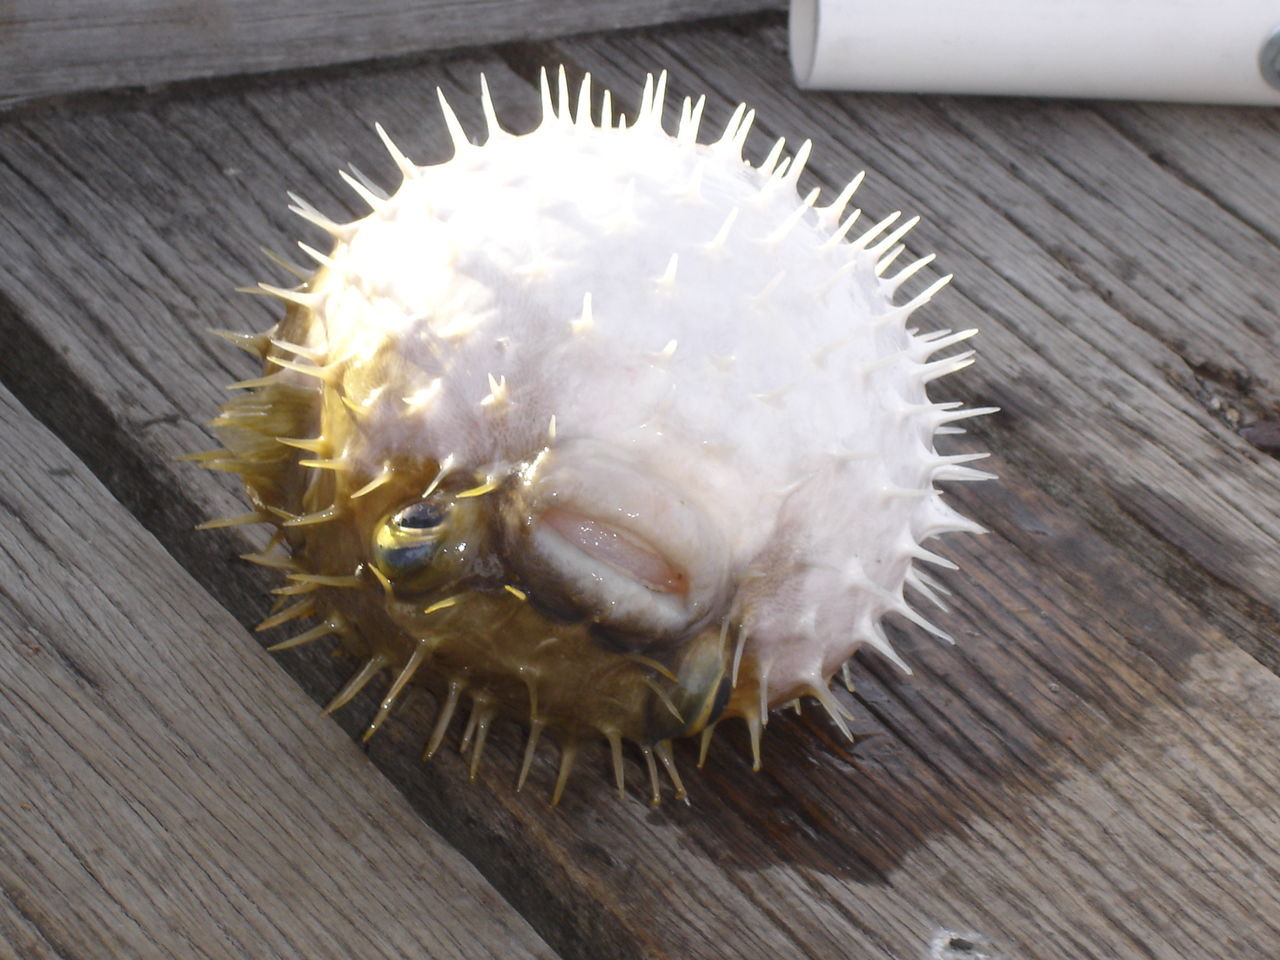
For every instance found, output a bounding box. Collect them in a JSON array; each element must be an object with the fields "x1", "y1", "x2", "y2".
[{"x1": 196, "y1": 68, "x2": 995, "y2": 805}]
